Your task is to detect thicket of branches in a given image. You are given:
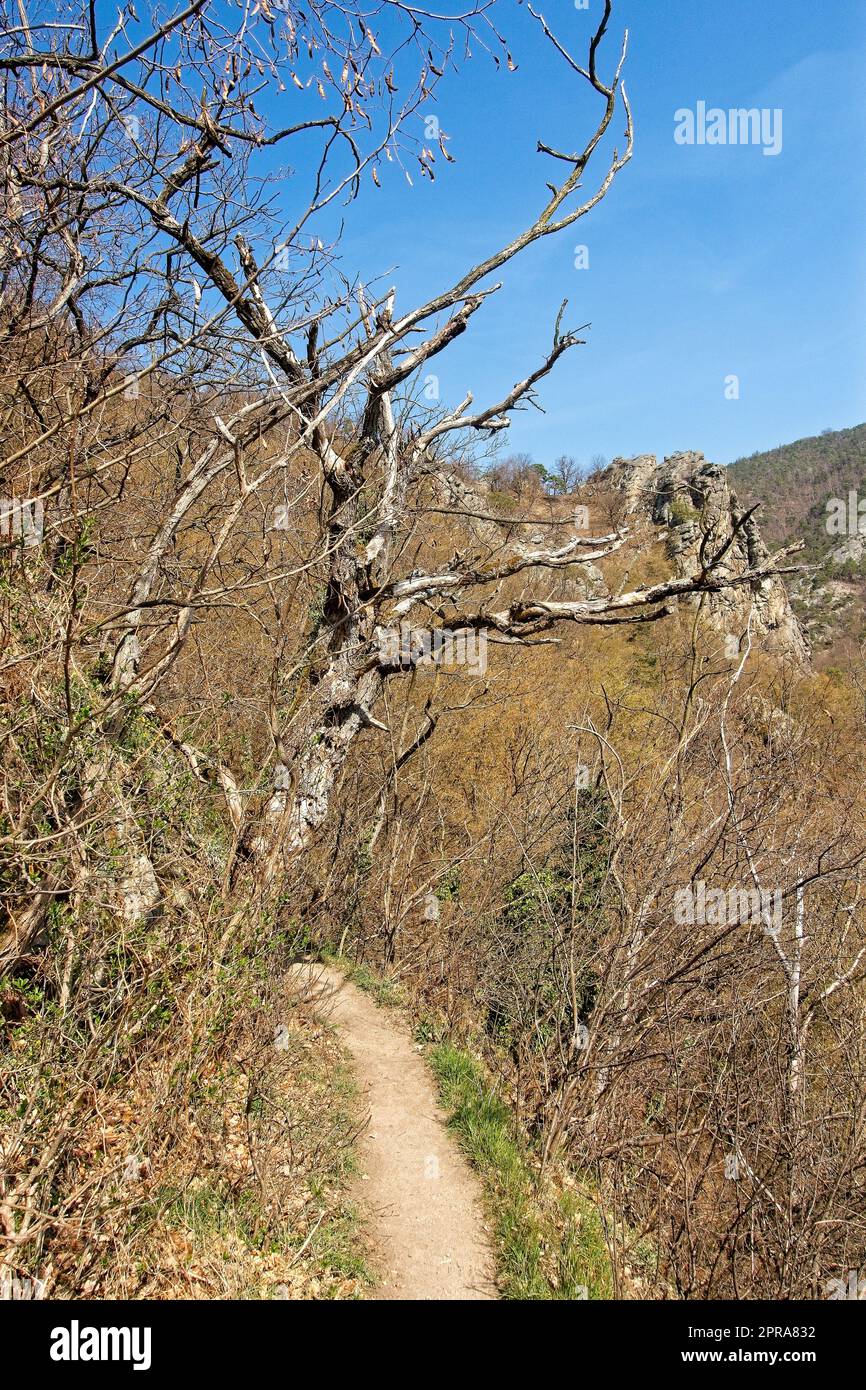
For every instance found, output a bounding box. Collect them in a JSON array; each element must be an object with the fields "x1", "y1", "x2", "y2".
[{"x1": 2, "y1": 0, "x2": 863, "y2": 1299}]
